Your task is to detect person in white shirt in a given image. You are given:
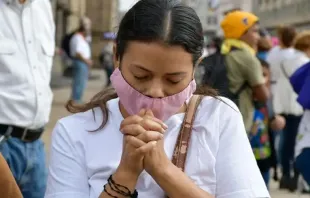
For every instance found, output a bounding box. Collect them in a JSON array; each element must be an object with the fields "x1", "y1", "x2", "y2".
[
  {"x1": 0, "y1": 0, "x2": 55, "y2": 197},
  {"x1": 267, "y1": 26, "x2": 305, "y2": 190},
  {"x1": 69, "y1": 16, "x2": 93, "y2": 103},
  {"x1": 45, "y1": 0, "x2": 270, "y2": 198}
]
